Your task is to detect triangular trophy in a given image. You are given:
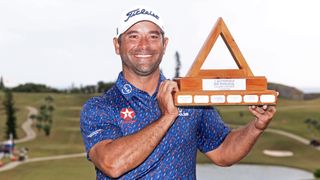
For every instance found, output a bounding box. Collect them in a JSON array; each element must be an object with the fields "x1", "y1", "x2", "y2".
[{"x1": 174, "y1": 17, "x2": 278, "y2": 106}]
